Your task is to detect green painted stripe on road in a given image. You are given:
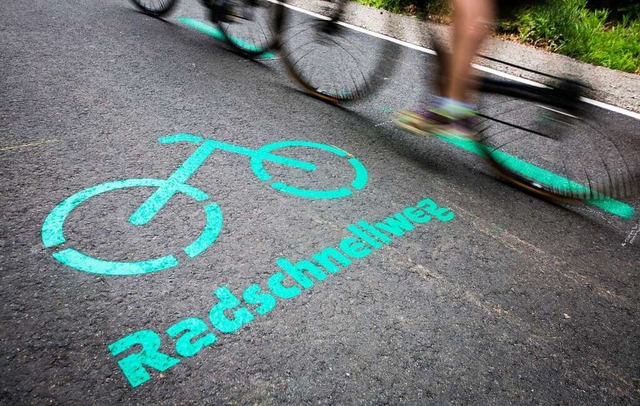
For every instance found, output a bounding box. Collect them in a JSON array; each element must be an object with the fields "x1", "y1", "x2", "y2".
[
  {"x1": 437, "y1": 136, "x2": 635, "y2": 219},
  {"x1": 178, "y1": 17, "x2": 276, "y2": 59}
]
